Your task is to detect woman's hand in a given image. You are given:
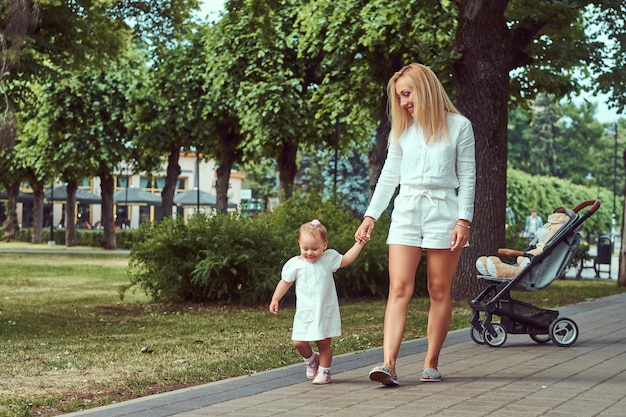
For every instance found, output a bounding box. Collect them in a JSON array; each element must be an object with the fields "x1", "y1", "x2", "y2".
[
  {"x1": 451, "y1": 222, "x2": 470, "y2": 251},
  {"x1": 355, "y1": 216, "x2": 375, "y2": 243}
]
